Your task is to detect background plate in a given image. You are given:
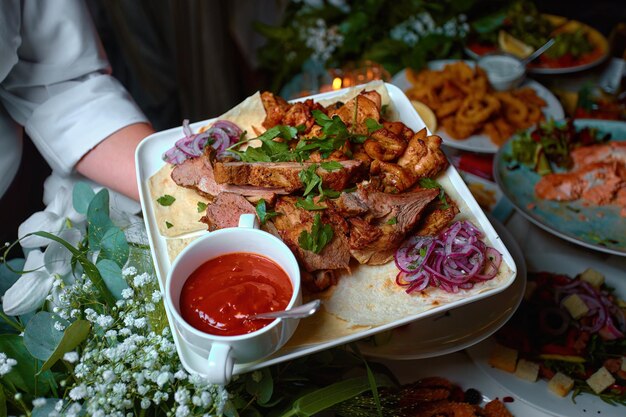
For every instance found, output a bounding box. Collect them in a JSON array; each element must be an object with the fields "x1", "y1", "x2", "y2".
[
  {"x1": 391, "y1": 60, "x2": 564, "y2": 153},
  {"x1": 136, "y1": 83, "x2": 517, "y2": 378},
  {"x1": 494, "y1": 119, "x2": 626, "y2": 256},
  {"x1": 467, "y1": 253, "x2": 626, "y2": 417},
  {"x1": 359, "y1": 215, "x2": 526, "y2": 359}
]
